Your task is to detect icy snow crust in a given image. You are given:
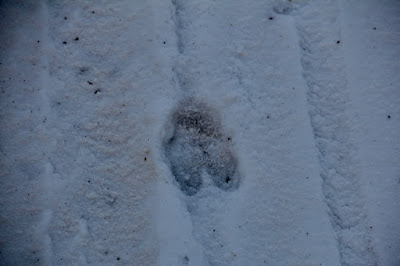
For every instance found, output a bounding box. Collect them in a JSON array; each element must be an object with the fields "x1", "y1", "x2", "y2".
[{"x1": 0, "y1": 0, "x2": 399, "y2": 265}]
